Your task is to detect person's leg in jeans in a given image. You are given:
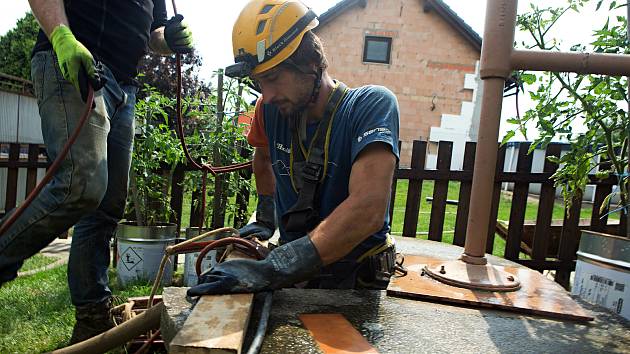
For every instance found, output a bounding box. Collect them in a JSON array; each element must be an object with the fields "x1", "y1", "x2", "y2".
[
  {"x1": 67, "y1": 84, "x2": 136, "y2": 344},
  {"x1": 0, "y1": 50, "x2": 117, "y2": 286}
]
